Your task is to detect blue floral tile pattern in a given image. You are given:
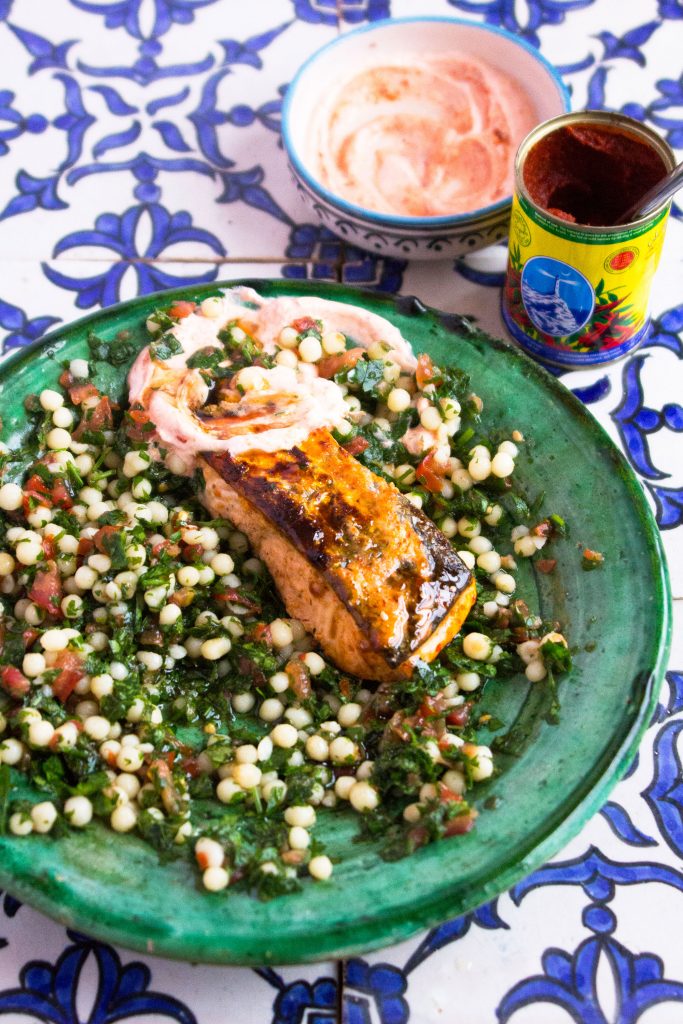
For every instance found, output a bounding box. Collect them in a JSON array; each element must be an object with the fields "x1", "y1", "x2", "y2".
[
  {"x1": 43, "y1": 204, "x2": 225, "y2": 307},
  {"x1": 0, "y1": 930, "x2": 199, "y2": 1023},
  {"x1": 0, "y1": 1, "x2": 682, "y2": 1021},
  {"x1": 0, "y1": 295, "x2": 61, "y2": 352},
  {"x1": 445, "y1": 0, "x2": 594, "y2": 46},
  {"x1": 497, "y1": 919, "x2": 683, "y2": 1023}
]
